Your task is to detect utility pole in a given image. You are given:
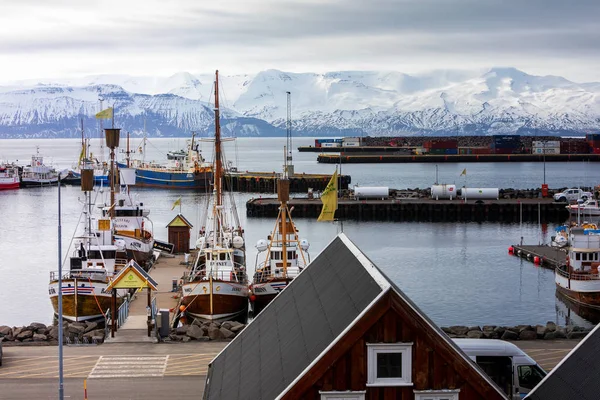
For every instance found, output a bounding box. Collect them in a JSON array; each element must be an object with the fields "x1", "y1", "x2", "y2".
[{"x1": 286, "y1": 91, "x2": 294, "y2": 176}]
